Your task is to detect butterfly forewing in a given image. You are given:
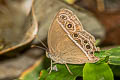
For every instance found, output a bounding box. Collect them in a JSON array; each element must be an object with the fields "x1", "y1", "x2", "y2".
[{"x1": 47, "y1": 8, "x2": 99, "y2": 64}]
